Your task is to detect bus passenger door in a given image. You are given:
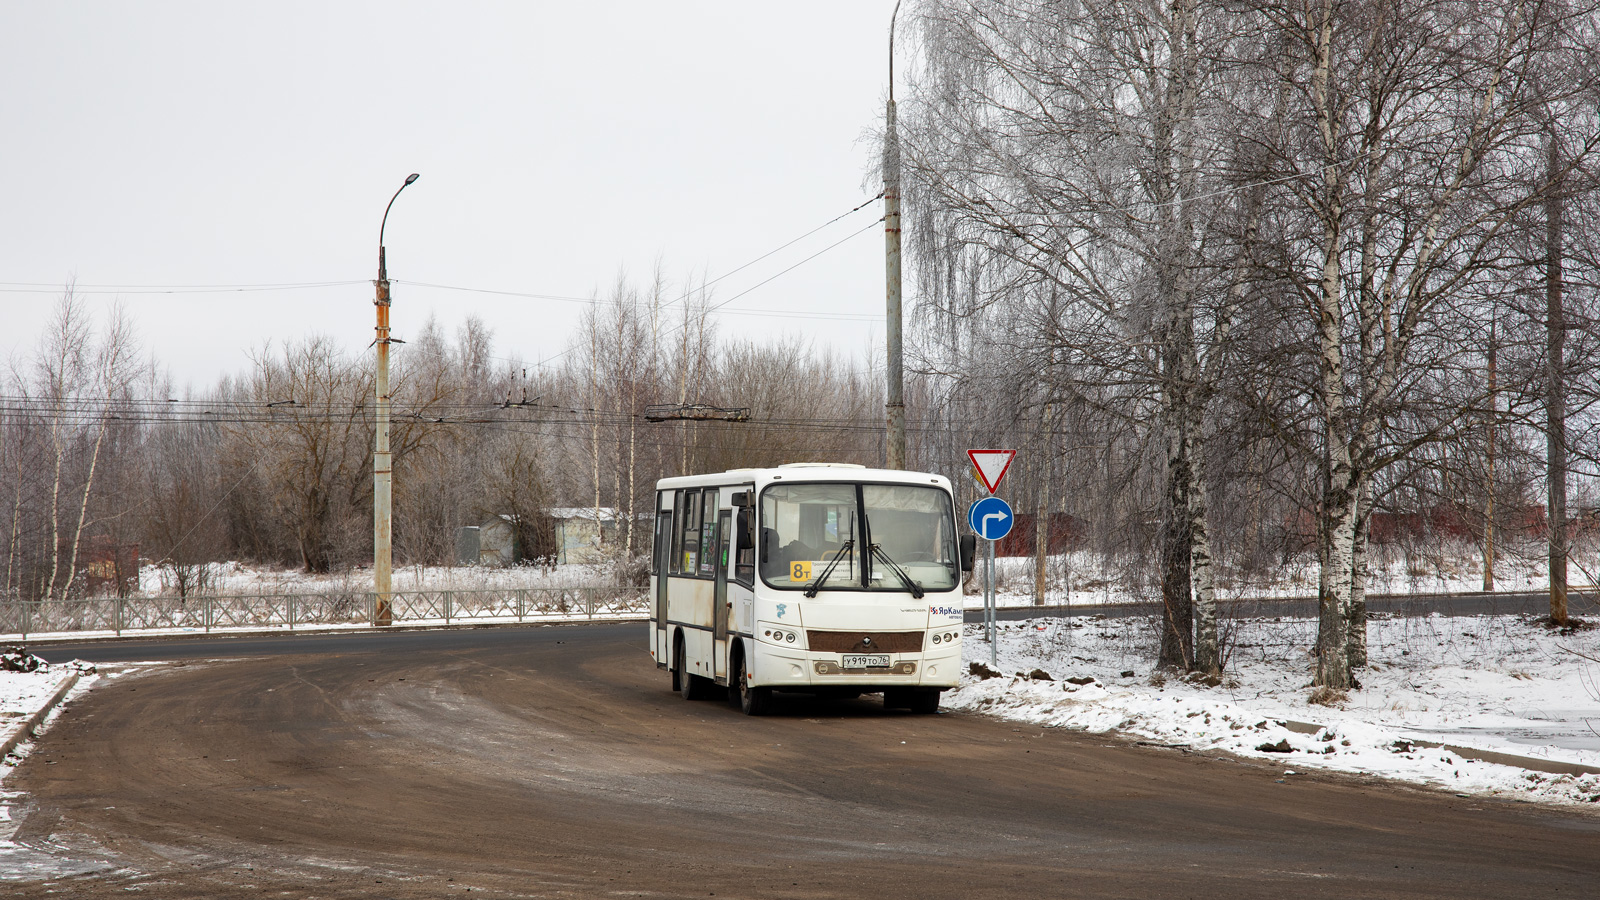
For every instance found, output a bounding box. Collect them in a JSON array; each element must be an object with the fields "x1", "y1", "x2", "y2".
[
  {"x1": 654, "y1": 510, "x2": 671, "y2": 665},
  {"x1": 713, "y1": 508, "x2": 732, "y2": 682}
]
